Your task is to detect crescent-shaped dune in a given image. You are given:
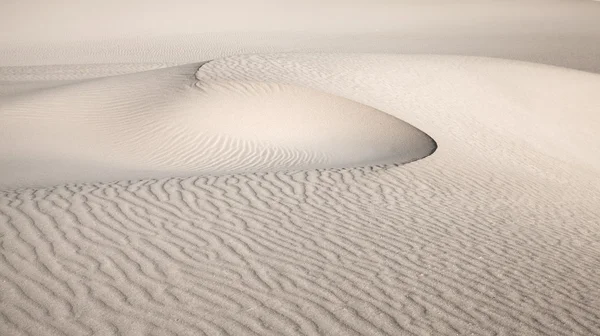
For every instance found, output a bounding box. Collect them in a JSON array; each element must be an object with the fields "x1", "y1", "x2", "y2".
[
  {"x1": 2, "y1": 1, "x2": 600, "y2": 335},
  {"x1": 0, "y1": 62, "x2": 436, "y2": 189}
]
